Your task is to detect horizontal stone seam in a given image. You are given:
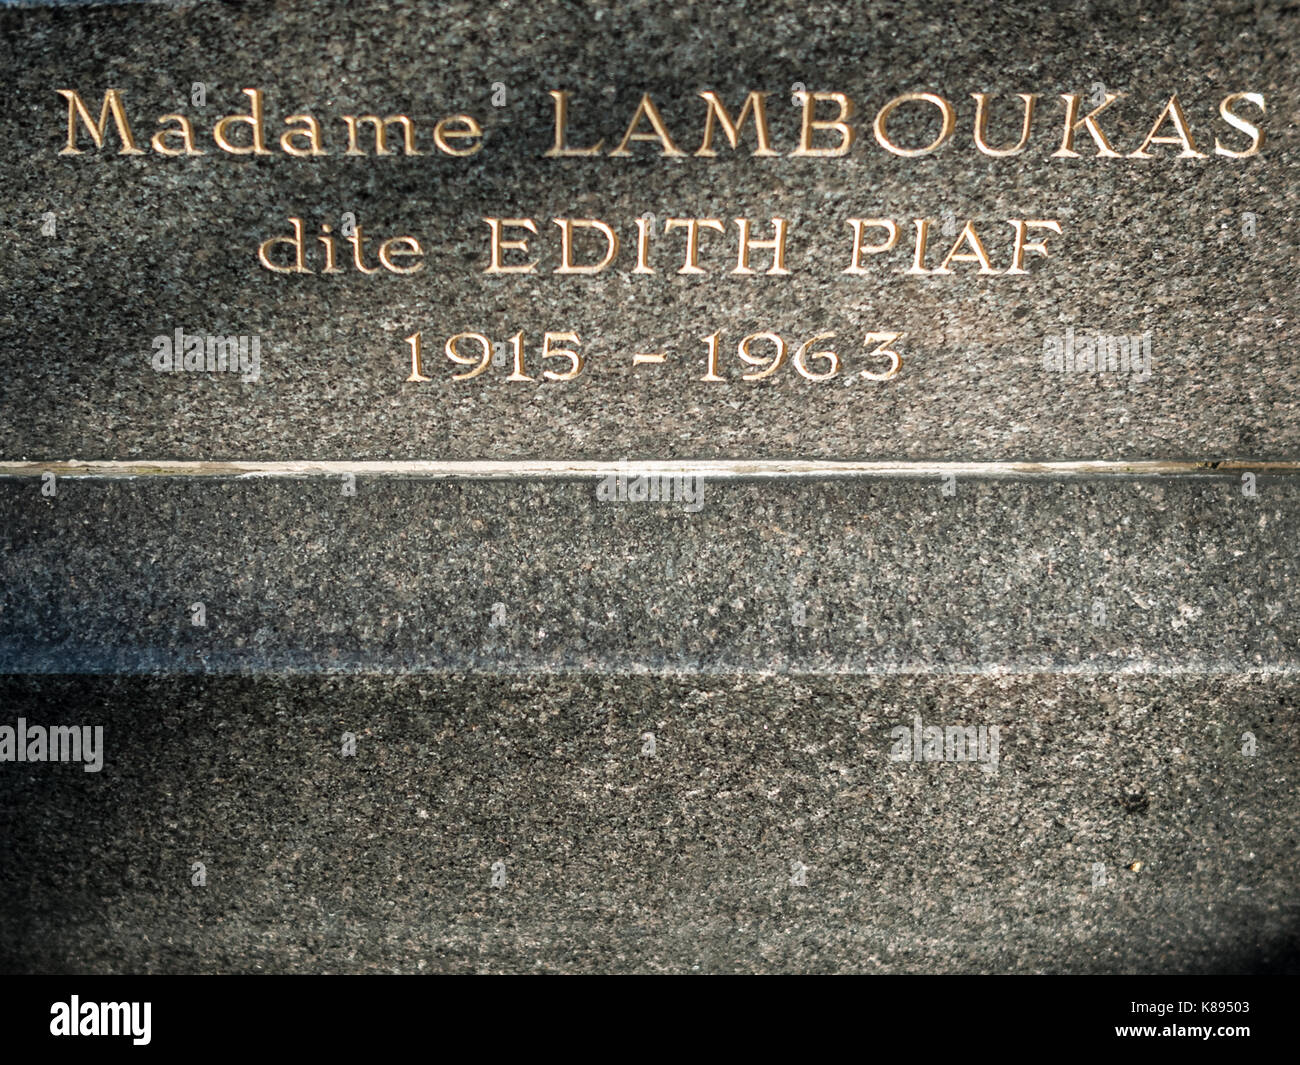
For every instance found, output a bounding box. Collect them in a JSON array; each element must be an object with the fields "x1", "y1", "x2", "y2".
[{"x1": 2, "y1": 458, "x2": 1299, "y2": 479}]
